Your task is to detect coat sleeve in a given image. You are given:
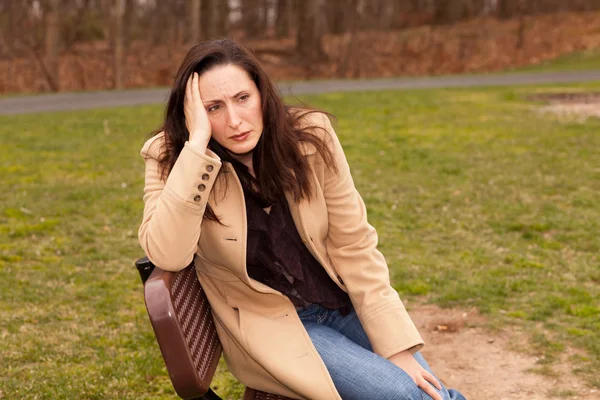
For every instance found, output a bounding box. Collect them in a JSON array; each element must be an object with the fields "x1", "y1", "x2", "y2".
[
  {"x1": 318, "y1": 114, "x2": 424, "y2": 359},
  {"x1": 138, "y1": 133, "x2": 222, "y2": 271}
]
